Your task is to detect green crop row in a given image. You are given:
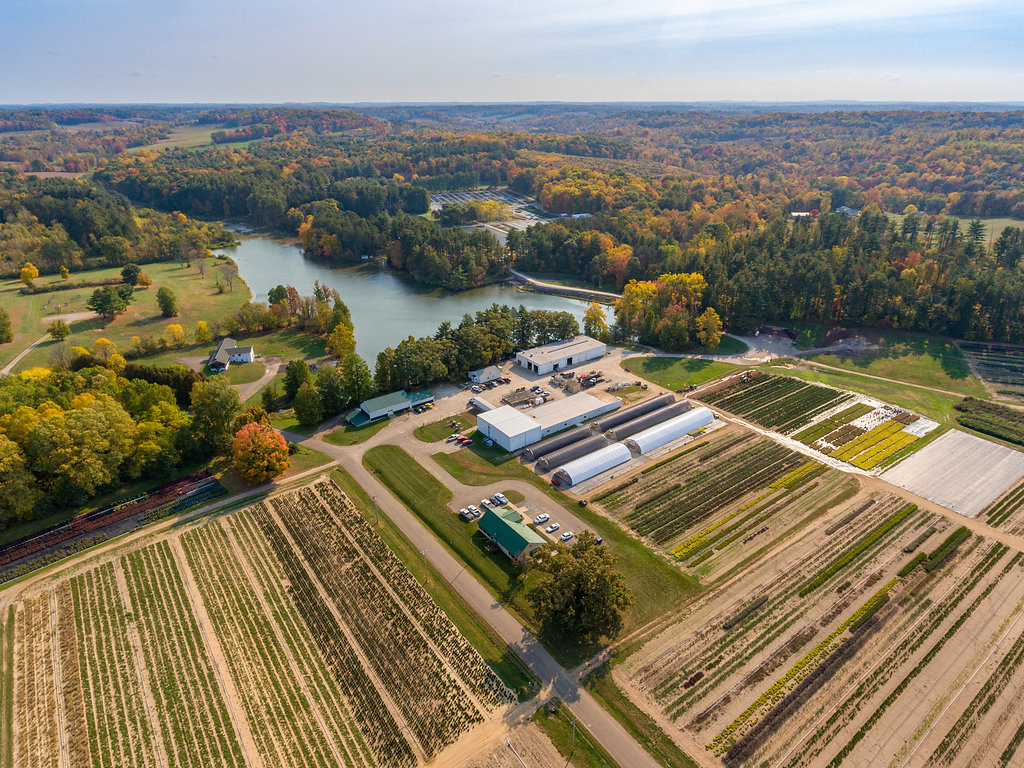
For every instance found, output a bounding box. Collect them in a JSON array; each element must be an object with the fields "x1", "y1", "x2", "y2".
[
  {"x1": 924, "y1": 527, "x2": 971, "y2": 572},
  {"x1": 898, "y1": 552, "x2": 927, "y2": 577},
  {"x1": 799, "y1": 504, "x2": 917, "y2": 596}
]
